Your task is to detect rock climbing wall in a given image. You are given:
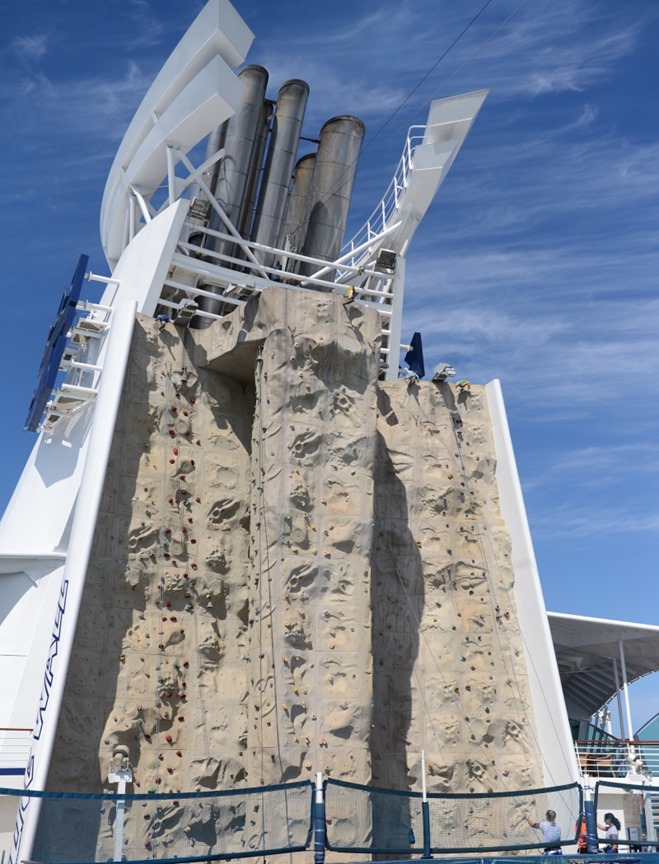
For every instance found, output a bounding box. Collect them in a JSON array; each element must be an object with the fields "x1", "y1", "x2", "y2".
[
  {"x1": 240, "y1": 292, "x2": 379, "y2": 787},
  {"x1": 371, "y1": 378, "x2": 545, "y2": 839},
  {"x1": 45, "y1": 315, "x2": 254, "y2": 794},
  {"x1": 42, "y1": 287, "x2": 545, "y2": 856}
]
